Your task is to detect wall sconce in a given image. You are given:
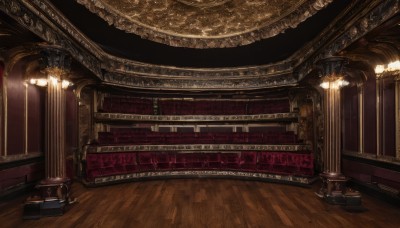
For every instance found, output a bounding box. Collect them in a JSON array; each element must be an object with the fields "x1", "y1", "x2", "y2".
[
  {"x1": 29, "y1": 77, "x2": 73, "y2": 89},
  {"x1": 320, "y1": 78, "x2": 349, "y2": 90},
  {"x1": 29, "y1": 78, "x2": 48, "y2": 87},
  {"x1": 375, "y1": 60, "x2": 400, "y2": 75}
]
